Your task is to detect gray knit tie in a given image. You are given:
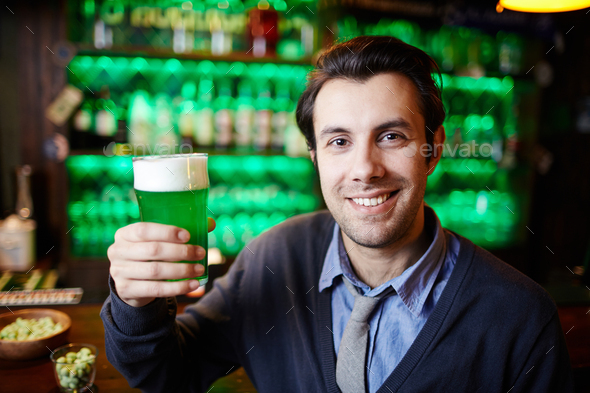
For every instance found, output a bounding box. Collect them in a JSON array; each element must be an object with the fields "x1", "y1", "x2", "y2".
[{"x1": 336, "y1": 277, "x2": 395, "y2": 393}]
